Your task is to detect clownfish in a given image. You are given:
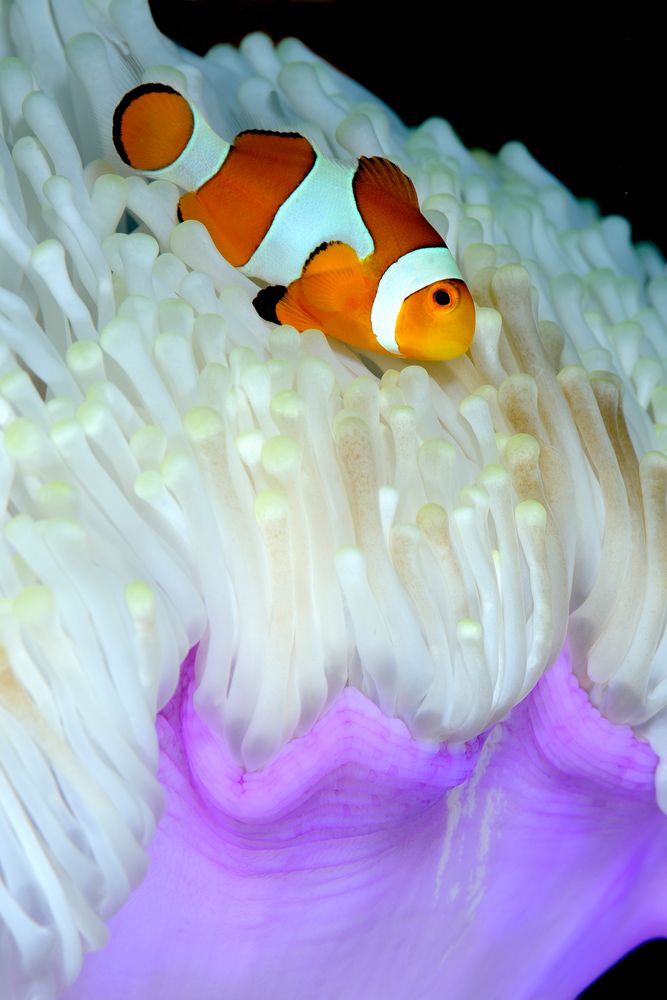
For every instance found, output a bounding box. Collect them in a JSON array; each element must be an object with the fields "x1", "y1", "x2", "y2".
[{"x1": 112, "y1": 84, "x2": 475, "y2": 361}]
